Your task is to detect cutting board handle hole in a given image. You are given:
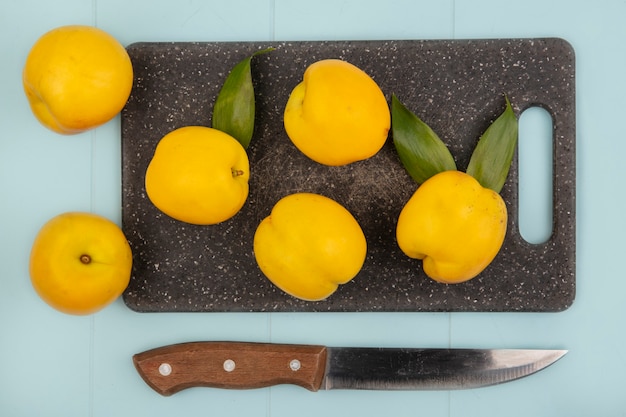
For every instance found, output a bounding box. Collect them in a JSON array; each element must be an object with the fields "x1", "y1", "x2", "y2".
[{"x1": 518, "y1": 106, "x2": 554, "y2": 244}]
